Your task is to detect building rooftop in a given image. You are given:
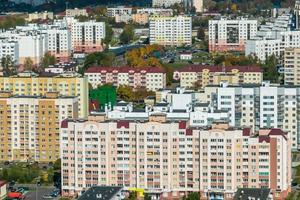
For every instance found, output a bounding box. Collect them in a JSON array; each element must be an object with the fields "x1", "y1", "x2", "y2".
[
  {"x1": 85, "y1": 66, "x2": 165, "y2": 73},
  {"x1": 233, "y1": 188, "x2": 271, "y2": 200},
  {"x1": 175, "y1": 65, "x2": 263, "y2": 73},
  {"x1": 78, "y1": 186, "x2": 123, "y2": 200}
]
